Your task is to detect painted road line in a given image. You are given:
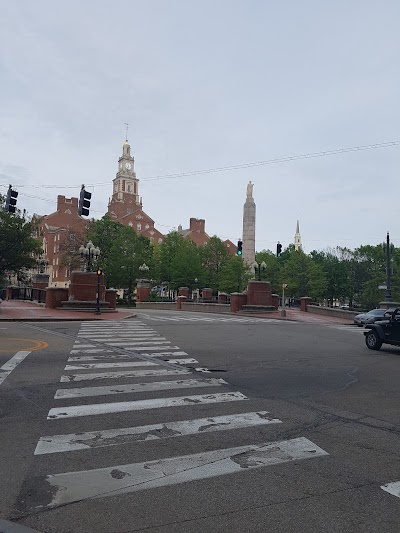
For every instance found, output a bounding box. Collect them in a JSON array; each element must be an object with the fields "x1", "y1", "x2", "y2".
[
  {"x1": 47, "y1": 391, "x2": 248, "y2": 419},
  {"x1": 70, "y1": 349, "x2": 116, "y2": 355},
  {"x1": 36, "y1": 410, "x2": 279, "y2": 455},
  {"x1": 163, "y1": 358, "x2": 199, "y2": 365},
  {"x1": 54, "y1": 377, "x2": 227, "y2": 399},
  {"x1": 0, "y1": 351, "x2": 31, "y2": 387},
  {"x1": 60, "y1": 368, "x2": 190, "y2": 382},
  {"x1": 381, "y1": 481, "x2": 400, "y2": 498},
  {"x1": 72, "y1": 344, "x2": 96, "y2": 349},
  {"x1": 123, "y1": 346, "x2": 181, "y2": 351},
  {"x1": 34, "y1": 437, "x2": 328, "y2": 507},
  {"x1": 106, "y1": 340, "x2": 170, "y2": 346},
  {"x1": 64, "y1": 361, "x2": 159, "y2": 370},
  {"x1": 68, "y1": 351, "x2": 188, "y2": 362}
]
